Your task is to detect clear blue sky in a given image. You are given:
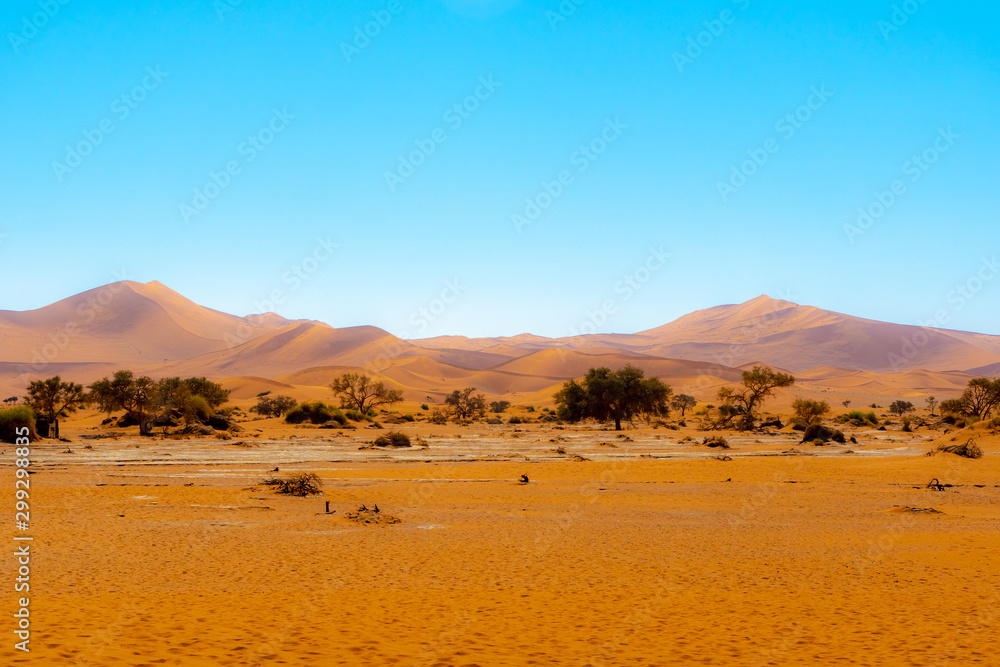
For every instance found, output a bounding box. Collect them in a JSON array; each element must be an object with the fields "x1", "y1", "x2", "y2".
[{"x1": 2, "y1": 0, "x2": 998, "y2": 338}]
